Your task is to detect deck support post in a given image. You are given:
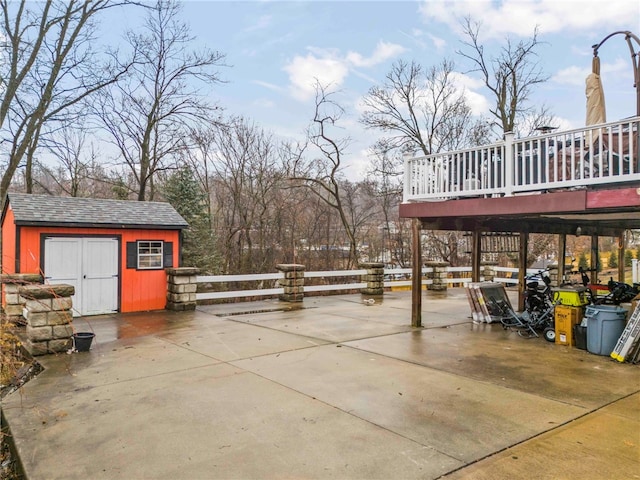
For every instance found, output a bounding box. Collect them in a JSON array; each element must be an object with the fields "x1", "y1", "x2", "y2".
[
  {"x1": 590, "y1": 235, "x2": 599, "y2": 284},
  {"x1": 411, "y1": 218, "x2": 422, "y2": 327},
  {"x1": 518, "y1": 232, "x2": 528, "y2": 311},
  {"x1": 618, "y1": 232, "x2": 625, "y2": 282},
  {"x1": 504, "y1": 132, "x2": 515, "y2": 196},
  {"x1": 558, "y1": 233, "x2": 567, "y2": 286},
  {"x1": 471, "y1": 231, "x2": 481, "y2": 283}
]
